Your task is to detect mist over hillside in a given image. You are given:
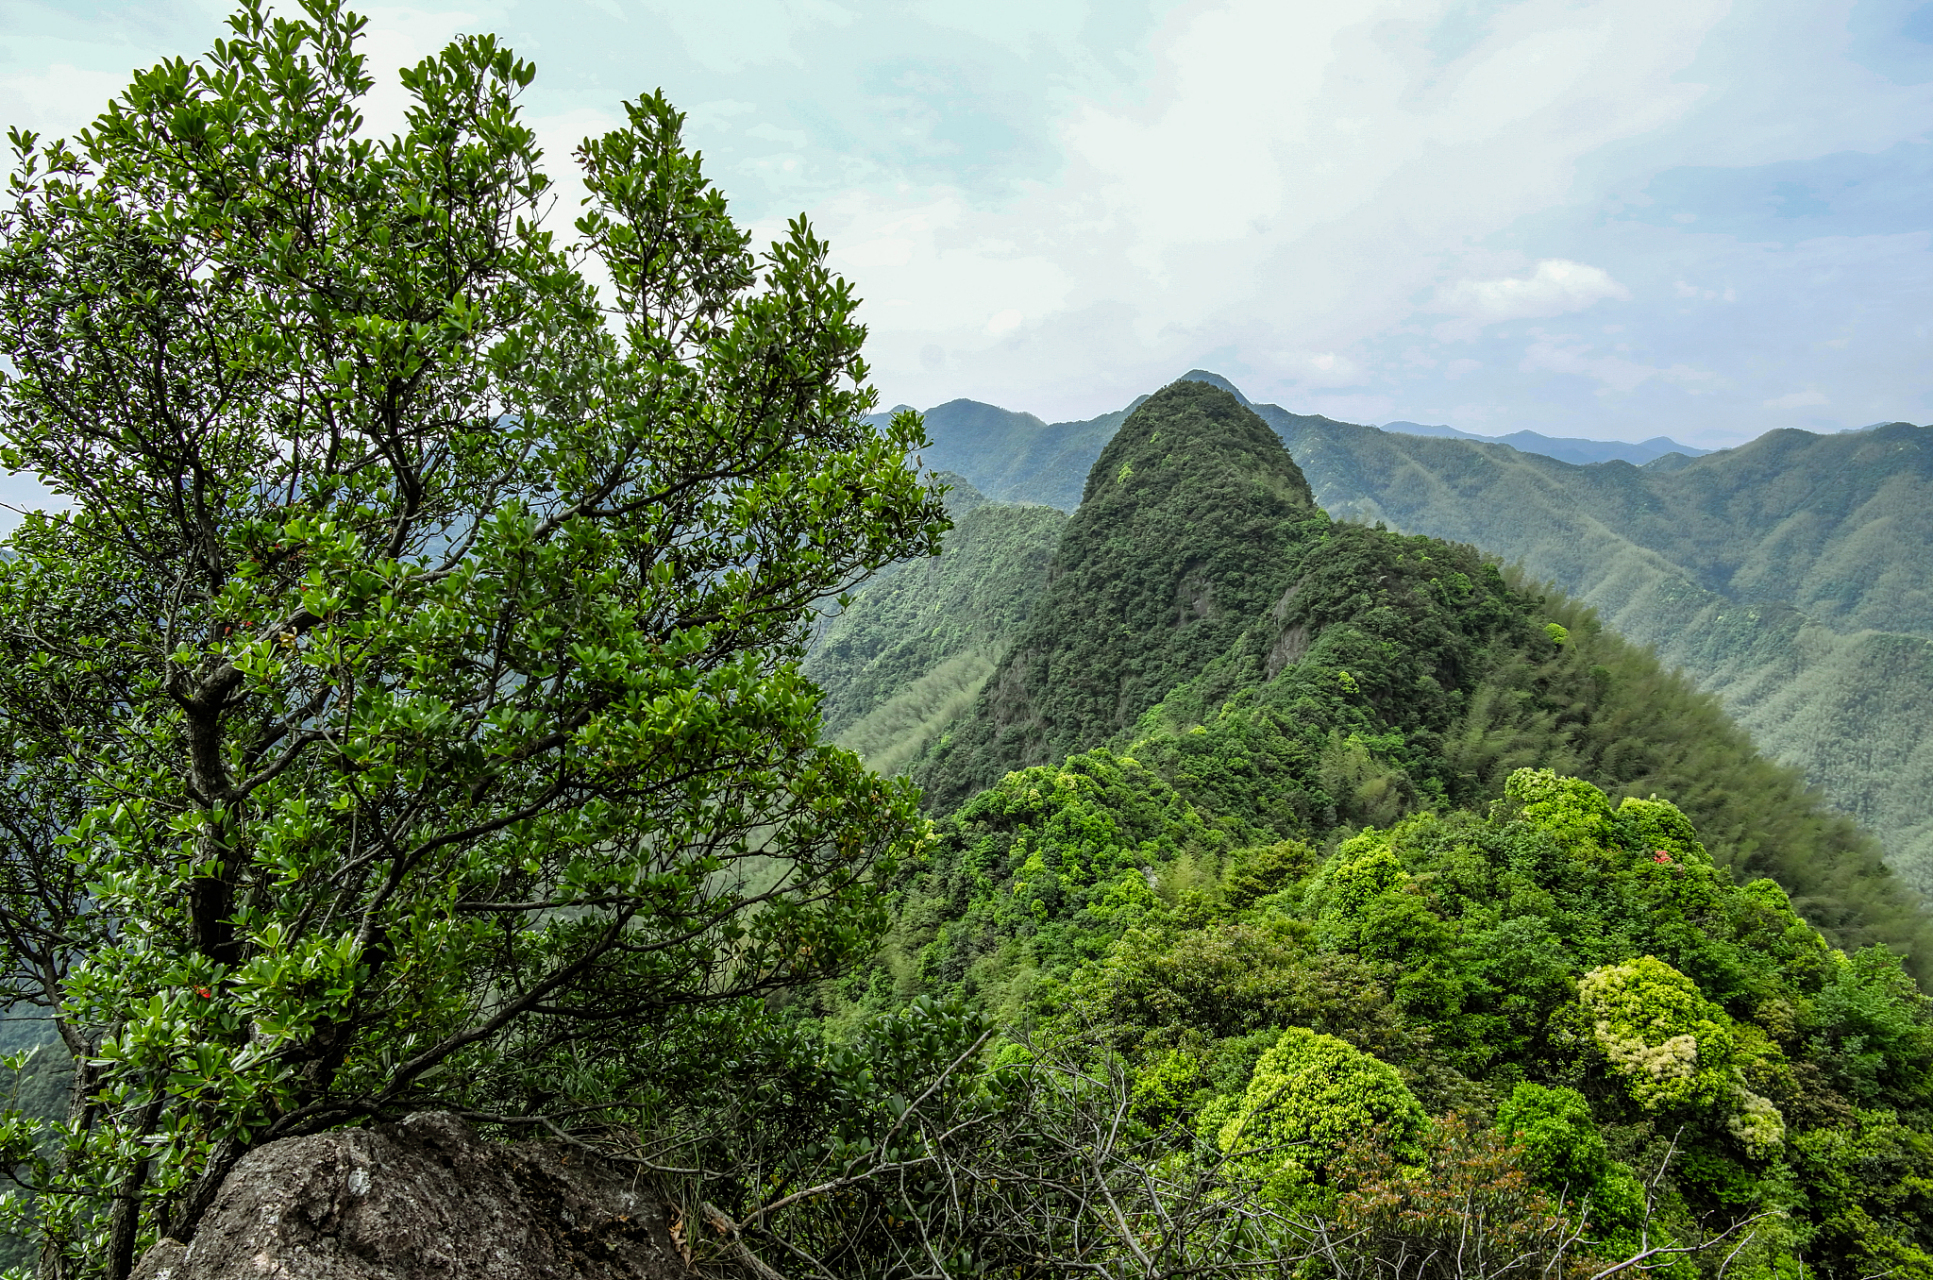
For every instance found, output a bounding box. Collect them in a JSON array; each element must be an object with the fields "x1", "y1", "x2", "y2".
[{"x1": 870, "y1": 375, "x2": 1933, "y2": 888}]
